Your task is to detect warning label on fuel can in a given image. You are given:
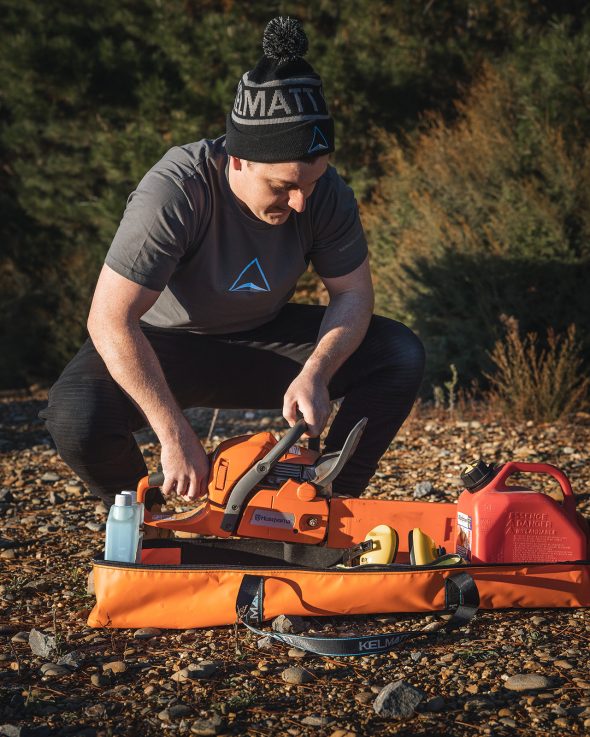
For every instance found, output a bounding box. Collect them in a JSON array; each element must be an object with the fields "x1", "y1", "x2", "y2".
[{"x1": 457, "y1": 512, "x2": 472, "y2": 560}]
